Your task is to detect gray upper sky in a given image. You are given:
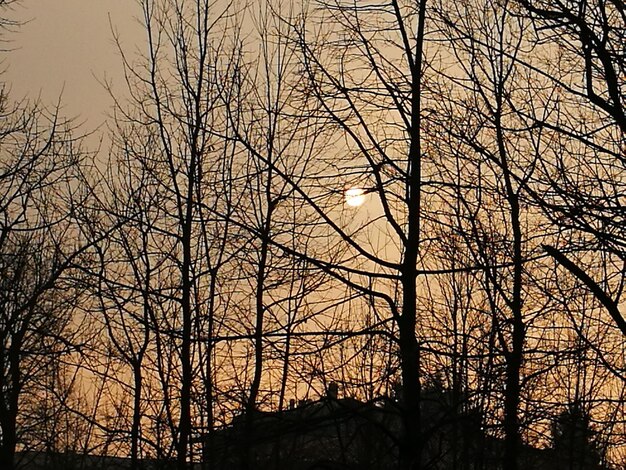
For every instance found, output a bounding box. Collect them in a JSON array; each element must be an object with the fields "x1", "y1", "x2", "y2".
[{"x1": 4, "y1": 0, "x2": 141, "y2": 129}]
